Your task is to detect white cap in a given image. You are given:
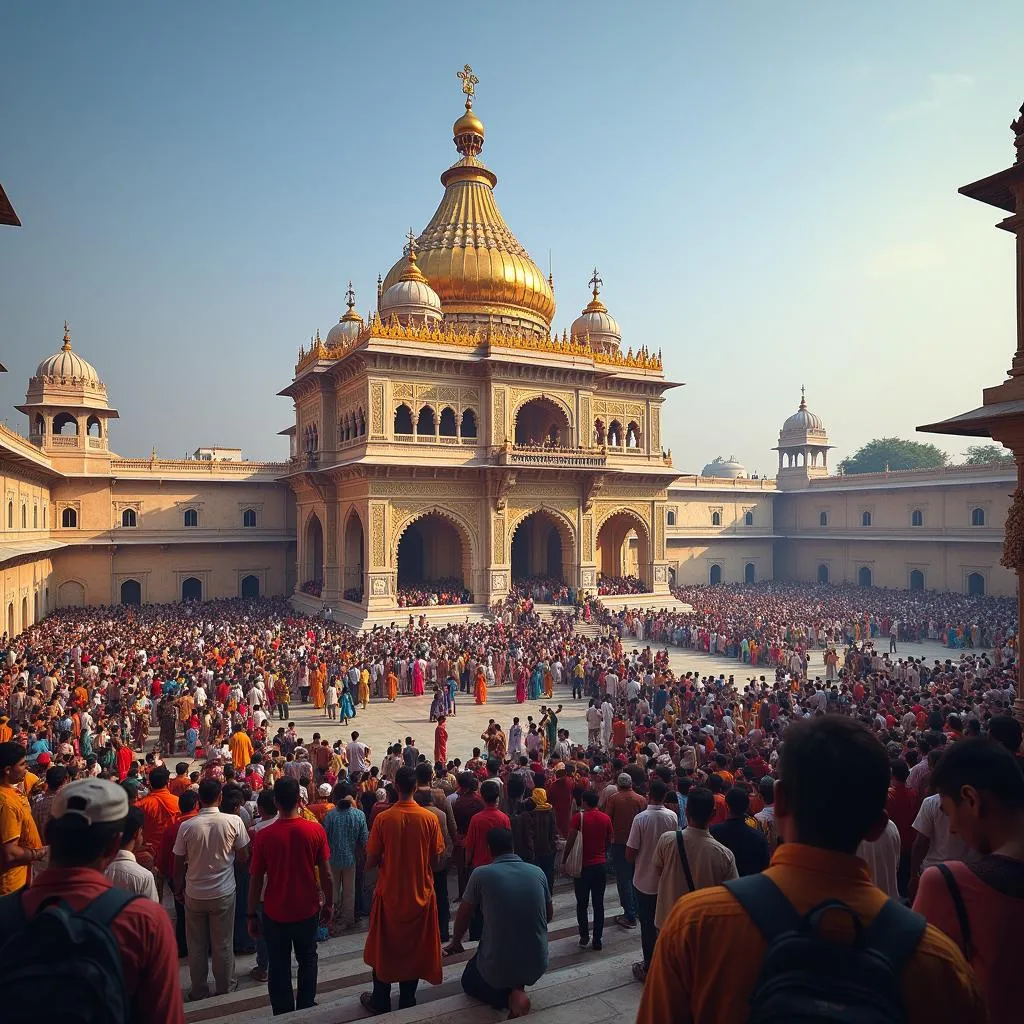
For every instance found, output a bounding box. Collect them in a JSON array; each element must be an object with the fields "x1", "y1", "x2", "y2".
[{"x1": 52, "y1": 778, "x2": 129, "y2": 825}]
